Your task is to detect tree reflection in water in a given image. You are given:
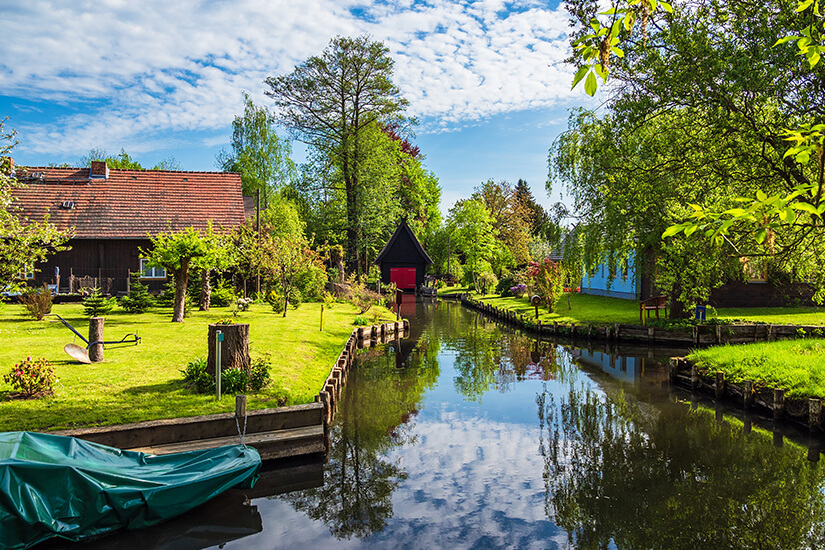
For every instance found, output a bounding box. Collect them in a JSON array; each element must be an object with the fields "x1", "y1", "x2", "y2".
[
  {"x1": 282, "y1": 321, "x2": 440, "y2": 540},
  {"x1": 538, "y1": 378, "x2": 825, "y2": 549}
]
